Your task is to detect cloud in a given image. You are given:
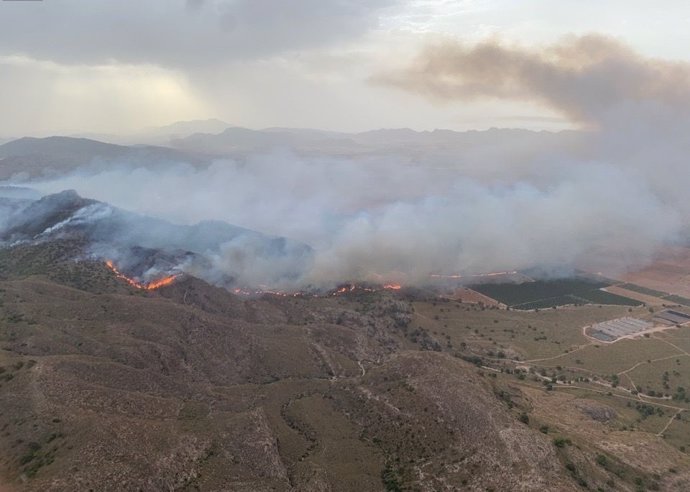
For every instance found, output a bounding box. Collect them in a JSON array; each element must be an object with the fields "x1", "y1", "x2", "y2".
[
  {"x1": 373, "y1": 35, "x2": 690, "y2": 233},
  {"x1": 0, "y1": 0, "x2": 400, "y2": 68},
  {"x1": 0, "y1": 55, "x2": 208, "y2": 135}
]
